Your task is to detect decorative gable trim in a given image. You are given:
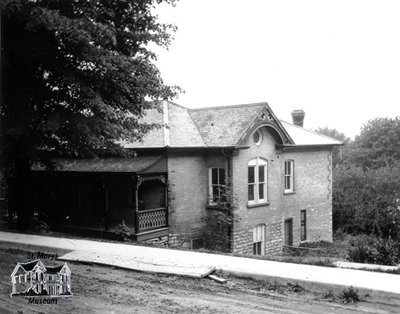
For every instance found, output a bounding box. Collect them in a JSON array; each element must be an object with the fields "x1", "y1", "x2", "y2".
[{"x1": 236, "y1": 104, "x2": 294, "y2": 145}]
